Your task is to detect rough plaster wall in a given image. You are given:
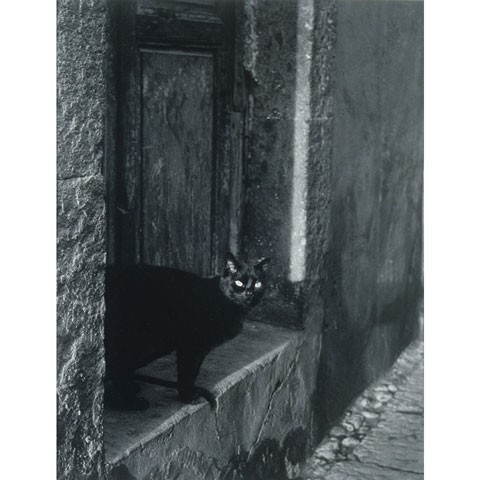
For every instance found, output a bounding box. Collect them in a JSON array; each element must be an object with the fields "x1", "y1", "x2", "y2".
[
  {"x1": 241, "y1": 0, "x2": 337, "y2": 333},
  {"x1": 241, "y1": 0, "x2": 336, "y2": 473},
  {"x1": 316, "y1": 0, "x2": 424, "y2": 430},
  {"x1": 241, "y1": 0, "x2": 302, "y2": 328},
  {"x1": 303, "y1": 0, "x2": 337, "y2": 446},
  {"x1": 57, "y1": 0, "x2": 108, "y2": 478},
  {"x1": 243, "y1": 0, "x2": 297, "y2": 277}
]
